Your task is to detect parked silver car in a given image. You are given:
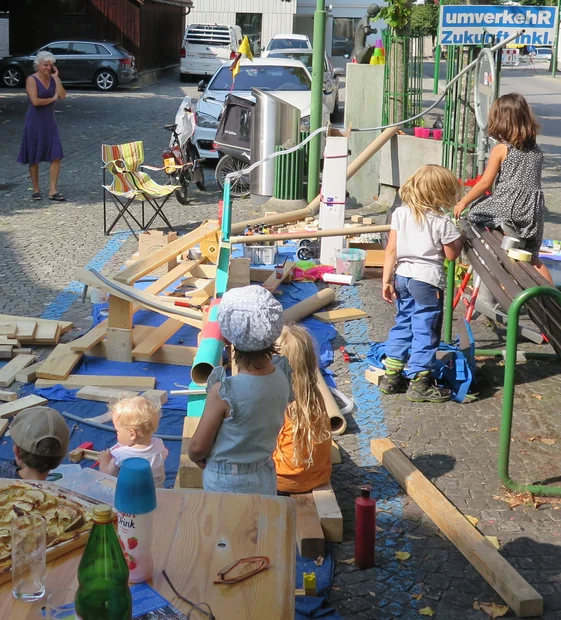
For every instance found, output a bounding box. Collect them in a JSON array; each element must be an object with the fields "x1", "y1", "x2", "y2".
[{"x1": 0, "y1": 41, "x2": 137, "y2": 91}]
